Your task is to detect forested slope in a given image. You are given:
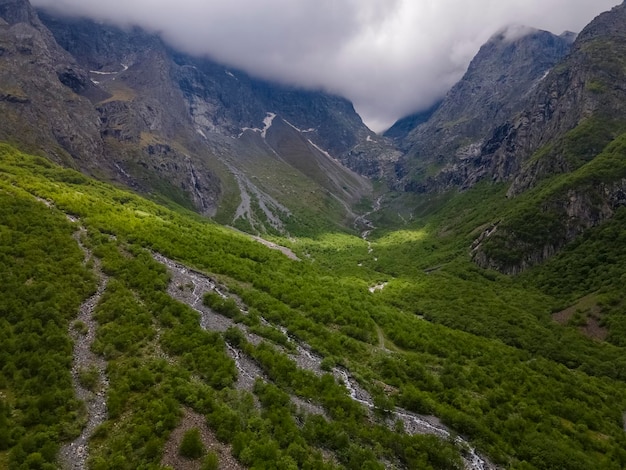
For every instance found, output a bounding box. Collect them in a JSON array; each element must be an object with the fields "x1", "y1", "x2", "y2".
[{"x1": 1, "y1": 144, "x2": 626, "y2": 469}]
